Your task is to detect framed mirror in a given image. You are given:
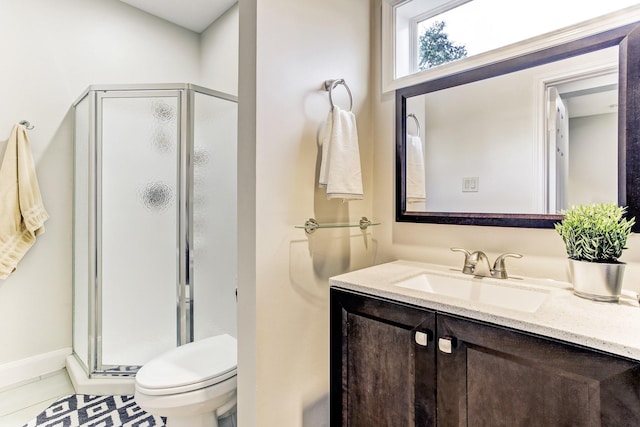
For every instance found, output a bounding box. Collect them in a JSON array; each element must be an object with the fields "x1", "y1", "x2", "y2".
[{"x1": 396, "y1": 22, "x2": 640, "y2": 230}]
